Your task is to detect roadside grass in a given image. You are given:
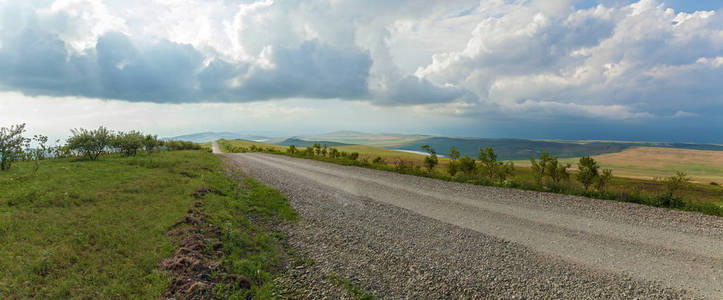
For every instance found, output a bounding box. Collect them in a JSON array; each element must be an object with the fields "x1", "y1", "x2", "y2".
[
  {"x1": 218, "y1": 140, "x2": 722, "y2": 216},
  {"x1": 0, "y1": 150, "x2": 296, "y2": 298}
]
